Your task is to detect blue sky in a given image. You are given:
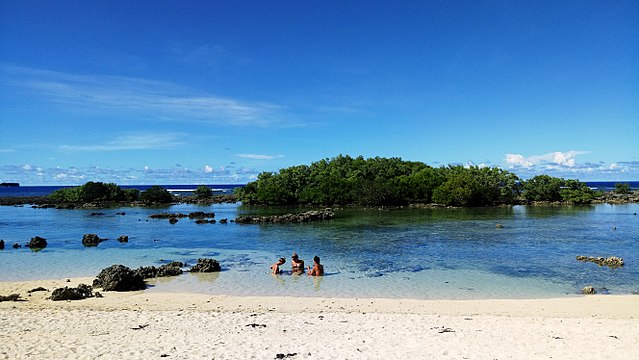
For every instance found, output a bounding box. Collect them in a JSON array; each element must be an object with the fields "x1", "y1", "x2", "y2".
[{"x1": 1, "y1": 1, "x2": 637, "y2": 185}]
